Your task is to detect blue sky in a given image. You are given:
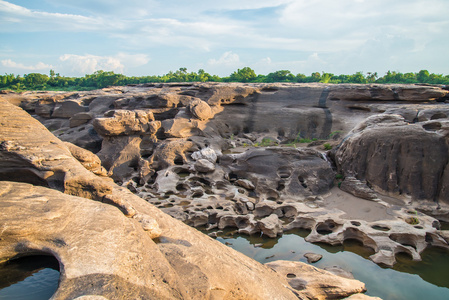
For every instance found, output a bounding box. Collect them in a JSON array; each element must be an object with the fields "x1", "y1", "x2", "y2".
[{"x1": 1, "y1": 0, "x2": 448, "y2": 77}]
